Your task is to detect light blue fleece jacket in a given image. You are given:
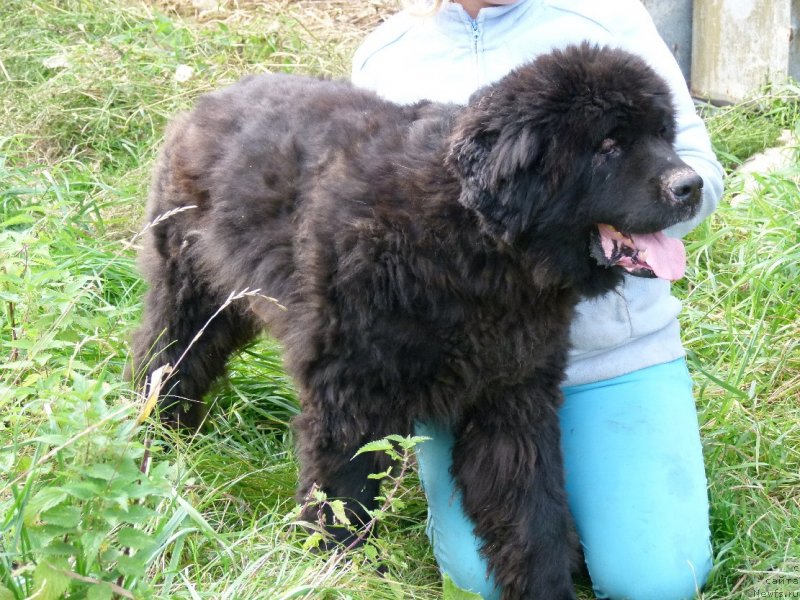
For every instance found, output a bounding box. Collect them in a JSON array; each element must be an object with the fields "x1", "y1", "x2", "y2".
[{"x1": 351, "y1": 0, "x2": 724, "y2": 387}]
